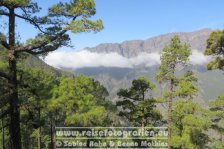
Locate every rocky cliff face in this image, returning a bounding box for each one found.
[85,29,212,57]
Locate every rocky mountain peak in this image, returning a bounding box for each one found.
[85,28,213,58]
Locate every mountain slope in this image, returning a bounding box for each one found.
[85,28,212,57]
[22,55,66,76]
[2,28,220,104]
[72,29,223,103]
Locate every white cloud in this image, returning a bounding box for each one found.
[189,50,211,65]
[44,50,210,69]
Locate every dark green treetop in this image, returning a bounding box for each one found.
[0,0,103,56]
[116,76,162,127]
[204,30,224,70]
[171,71,211,148]
[155,35,191,149]
[209,95,224,148]
[48,75,111,126]
[156,35,191,83]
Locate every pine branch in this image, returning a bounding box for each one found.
[0,39,9,49]
[14,14,79,55]
[0,1,25,8]
[0,12,9,49]
[14,13,47,34]
[0,33,9,49]
[0,123,9,131]
[0,93,9,106]
[0,109,9,119]
[0,11,9,16]
[15,29,67,54]
[0,2,5,7]
[0,70,10,80]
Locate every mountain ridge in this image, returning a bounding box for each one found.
[84,28,213,57]
[71,28,224,103]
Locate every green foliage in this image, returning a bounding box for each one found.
[1,0,103,55]
[172,100,211,149]
[176,71,198,99]
[116,76,162,127]
[207,57,224,70]
[49,0,96,17]
[1,1,224,148]
[68,106,105,126]
[204,30,224,70]
[0,46,8,73]
[48,0,104,34]
[170,71,211,148]
[210,95,224,111]
[0,46,9,149]
[69,18,103,33]
[0,0,104,148]
[156,35,191,82]
[19,68,56,101]
[156,36,194,148]
[209,95,224,148]
[48,75,111,126]
[117,76,156,101]
[1,0,30,8]
[18,68,54,128]
[155,35,192,126]
[18,69,56,148]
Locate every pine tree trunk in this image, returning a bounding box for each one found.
[8,8,22,149]
[1,113,5,149]
[221,134,224,148]
[38,127,41,149]
[50,114,56,149]
[24,127,29,149]
[38,107,41,149]
[167,79,174,149]
[142,91,145,128]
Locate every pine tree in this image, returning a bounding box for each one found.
[172,71,211,148]
[0,76,8,149]
[204,30,224,70]
[18,68,55,149]
[0,41,10,149]
[204,30,224,149]
[48,75,110,126]
[155,35,191,149]
[204,30,224,148]
[116,76,162,127]
[0,1,103,148]
[209,95,224,148]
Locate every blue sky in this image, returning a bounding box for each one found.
[10,0,224,50]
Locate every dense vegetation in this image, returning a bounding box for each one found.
[0,0,103,148]
[0,0,224,149]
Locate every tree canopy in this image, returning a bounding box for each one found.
[0,0,103,148]
[156,35,191,149]
[116,77,162,127]
[204,30,224,70]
